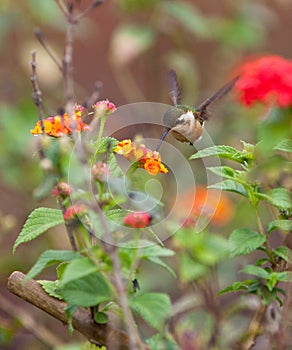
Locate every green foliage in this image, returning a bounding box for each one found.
[229,228,266,256]
[38,280,63,300]
[13,208,64,253]
[190,144,255,164]
[25,250,80,281]
[59,271,113,307]
[256,187,291,210]
[267,220,292,233]
[273,138,292,152]
[146,332,179,350]
[129,292,172,331]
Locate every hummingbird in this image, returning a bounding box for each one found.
[156,70,239,150]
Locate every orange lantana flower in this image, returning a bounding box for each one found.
[31,111,89,137]
[114,139,168,176]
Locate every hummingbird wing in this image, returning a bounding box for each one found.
[196,76,239,123]
[168,69,181,106]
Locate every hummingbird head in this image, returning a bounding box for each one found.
[163,107,185,129]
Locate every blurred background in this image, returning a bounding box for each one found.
[0,0,292,349]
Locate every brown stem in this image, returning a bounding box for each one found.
[59,200,78,251]
[30,50,44,131]
[7,271,130,349]
[240,304,267,350]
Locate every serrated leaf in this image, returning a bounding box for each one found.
[208,179,247,197]
[218,279,256,295]
[273,246,290,262]
[190,145,251,163]
[229,228,266,256]
[208,166,235,179]
[95,136,118,154]
[273,138,292,152]
[240,265,270,279]
[13,208,64,253]
[59,272,113,307]
[38,280,63,300]
[268,220,292,233]
[25,250,80,281]
[257,188,291,210]
[130,293,171,331]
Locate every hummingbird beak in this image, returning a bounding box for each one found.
[156,128,170,151]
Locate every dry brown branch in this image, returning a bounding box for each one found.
[7,271,130,350]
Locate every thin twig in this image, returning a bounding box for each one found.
[63,7,75,116]
[55,0,70,19]
[34,27,62,71]
[75,0,104,21]
[7,271,130,349]
[59,199,78,251]
[30,50,44,131]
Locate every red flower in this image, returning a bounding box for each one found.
[52,182,71,198]
[93,99,116,116]
[124,211,152,228]
[235,55,292,107]
[63,204,87,221]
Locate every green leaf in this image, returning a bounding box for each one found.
[273,138,292,152]
[38,280,63,300]
[25,250,80,281]
[257,188,291,210]
[240,265,270,279]
[208,179,247,197]
[268,220,292,233]
[273,246,290,262]
[13,208,64,253]
[208,166,235,179]
[95,137,118,154]
[94,311,108,324]
[130,293,171,331]
[179,253,208,282]
[146,332,179,350]
[229,228,266,256]
[145,228,164,246]
[190,145,251,163]
[59,272,113,307]
[218,279,256,295]
[140,245,175,258]
[65,305,78,334]
[61,257,99,285]
[108,153,124,177]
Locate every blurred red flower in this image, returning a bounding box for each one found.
[124,211,152,228]
[235,55,292,107]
